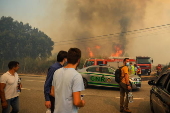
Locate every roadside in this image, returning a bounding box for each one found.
[19,73,46,77]
[141,72,157,81]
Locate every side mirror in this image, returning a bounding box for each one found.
[148,80,156,85]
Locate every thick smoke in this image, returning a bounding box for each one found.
[57,0,148,57]
[118,17,131,56]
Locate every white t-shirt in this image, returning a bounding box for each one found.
[52,68,85,113]
[0,71,19,99]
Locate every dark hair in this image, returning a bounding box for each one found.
[8,61,19,69]
[123,58,129,63]
[57,51,68,62]
[67,48,81,64]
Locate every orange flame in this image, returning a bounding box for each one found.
[95,45,100,49]
[87,47,94,57]
[111,45,123,57]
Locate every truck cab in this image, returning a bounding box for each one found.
[136,56,153,75]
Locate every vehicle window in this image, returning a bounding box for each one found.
[108,68,114,74]
[101,67,109,73]
[136,58,151,64]
[88,67,100,73]
[87,67,95,72]
[85,61,94,67]
[97,61,103,65]
[157,74,168,89]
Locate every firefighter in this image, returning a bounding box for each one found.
[156,64,162,76]
[137,66,142,77]
[134,64,137,75]
[129,62,135,75]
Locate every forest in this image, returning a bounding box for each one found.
[0,16,55,74]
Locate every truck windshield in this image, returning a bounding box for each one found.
[137,58,151,64]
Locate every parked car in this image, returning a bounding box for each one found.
[148,72,170,113]
[78,65,141,89]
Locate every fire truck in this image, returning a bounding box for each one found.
[83,56,153,75]
[136,56,153,75]
[83,57,136,68]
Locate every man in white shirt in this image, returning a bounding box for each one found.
[51,48,85,113]
[0,61,21,113]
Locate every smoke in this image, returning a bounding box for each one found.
[2,0,170,64]
[118,17,131,55]
[52,0,149,57]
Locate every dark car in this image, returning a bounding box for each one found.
[148,72,170,113]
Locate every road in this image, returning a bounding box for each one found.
[0,74,157,113]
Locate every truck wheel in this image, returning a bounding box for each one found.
[83,78,88,88]
[148,72,150,75]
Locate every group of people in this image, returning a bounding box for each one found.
[44,50,135,113]
[0,47,134,113]
[44,48,85,113]
[0,48,85,113]
[129,62,142,77]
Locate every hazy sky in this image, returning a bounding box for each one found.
[1,0,170,65]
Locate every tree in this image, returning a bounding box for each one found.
[0,16,54,73]
[0,16,54,60]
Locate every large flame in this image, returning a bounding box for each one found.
[111,45,123,57]
[87,47,94,57]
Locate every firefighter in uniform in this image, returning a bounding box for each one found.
[129,62,135,75]
[156,64,162,76]
[137,66,141,77]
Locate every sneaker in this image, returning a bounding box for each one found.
[124,108,132,113]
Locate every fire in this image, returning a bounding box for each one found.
[95,45,100,49]
[87,47,94,57]
[111,45,123,57]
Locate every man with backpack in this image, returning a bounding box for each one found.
[119,58,132,113]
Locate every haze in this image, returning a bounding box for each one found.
[0,0,170,65]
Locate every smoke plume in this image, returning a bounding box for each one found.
[55,0,148,57]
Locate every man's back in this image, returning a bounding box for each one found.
[52,68,84,113]
[121,66,129,84]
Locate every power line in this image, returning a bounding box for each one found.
[54,24,170,46]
